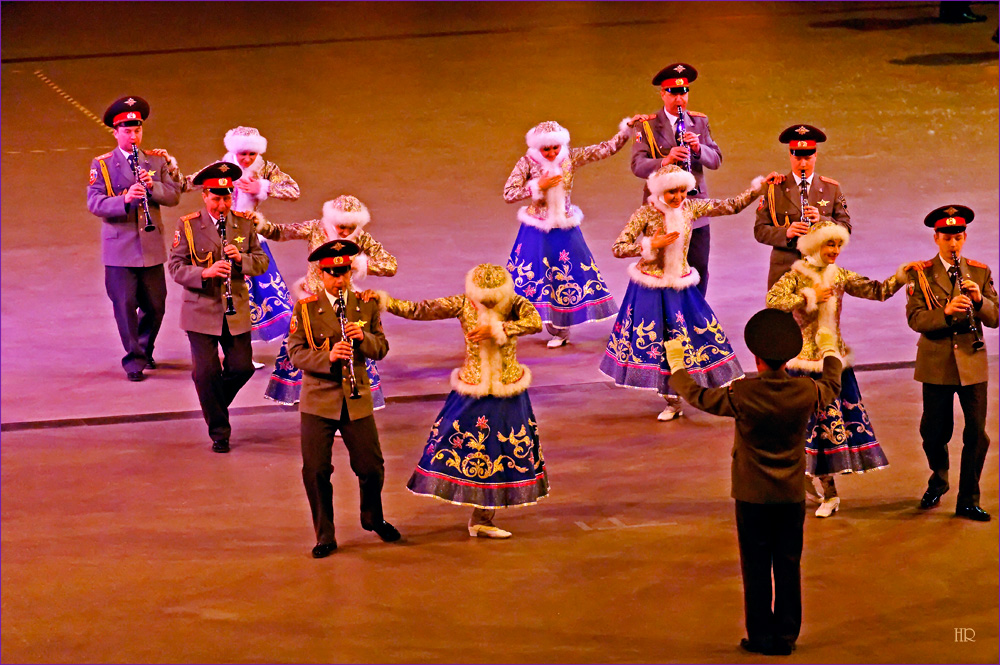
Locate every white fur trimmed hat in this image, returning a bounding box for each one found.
[796,221,850,259]
[465,263,514,308]
[647,164,696,199]
[525,121,570,151]
[322,194,370,229]
[223,126,267,154]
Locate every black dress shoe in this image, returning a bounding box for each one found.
[955,505,991,522]
[940,9,987,23]
[311,542,338,558]
[366,520,401,542]
[211,439,230,454]
[127,370,145,382]
[919,488,946,509]
[146,358,157,370]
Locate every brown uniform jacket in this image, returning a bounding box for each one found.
[167,209,269,336]
[287,290,388,421]
[753,173,851,288]
[905,255,998,386]
[670,356,842,504]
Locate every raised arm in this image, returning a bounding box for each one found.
[687,176,765,221]
[501,295,543,339]
[356,232,398,277]
[842,265,907,302]
[254,213,316,242]
[612,206,655,259]
[378,292,466,321]
[259,161,301,201]
[569,118,632,167]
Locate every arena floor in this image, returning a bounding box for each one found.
[2,2,998,663]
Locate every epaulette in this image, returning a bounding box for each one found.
[298,294,319,304]
[967,259,989,269]
[231,210,251,219]
[687,110,707,118]
[904,260,933,272]
[142,149,156,156]
[180,211,201,221]
[96,151,113,160]
[819,176,840,185]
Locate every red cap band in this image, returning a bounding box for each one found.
[113,111,143,125]
[661,78,688,89]
[201,177,232,189]
[790,140,816,149]
[318,256,353,268]
[935,216,967,230]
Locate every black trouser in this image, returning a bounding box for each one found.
[734,500,805,649]
[920,381,990,508]
[688,225,710,296]
[105,265,167,373]
[187,322,254,442]
[301,404,385,546]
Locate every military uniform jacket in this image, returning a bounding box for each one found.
[167,209,269,336]
[754,173,851,288]
[630,107,722,207]
[905,255,998,386]
[670,356,842,503]
[287,291,388,421]
[86,148,182,267]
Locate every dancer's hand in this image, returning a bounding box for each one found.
[814,284,833,303]
[357,289,379,302]
[649,231,680,249]
[466,324,493,343]
[538,174,563,191]
[664,339,686,373]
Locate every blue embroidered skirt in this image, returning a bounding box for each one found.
[246,239,294,342]
[599,281,744,396]
[790,366,889,476]
[506,225,617,328]
[264,336,385,410]
[407,391,548,508]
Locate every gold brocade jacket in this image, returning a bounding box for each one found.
[380,293,542,397]
[612,184,760,289]
[256,216,397,295]
[766,260,904,371]
[503,122,631,230]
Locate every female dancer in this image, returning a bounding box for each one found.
[766,221,906,517]
[600,164,773,420]
[256,195,396,407]
[365,264,546,538]
[503,115,645,348]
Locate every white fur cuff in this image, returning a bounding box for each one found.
[640,237,657,262]
[894,262,908,284]
[374,289,391,313]
[489,319,508,346]
[257,179,270,201]
[351,253,369,280]
[750,176,765,196]
[618,117,632,135]
[528,179,544,202]
[801,287,818,313]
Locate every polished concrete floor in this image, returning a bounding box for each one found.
[2,1,998,662]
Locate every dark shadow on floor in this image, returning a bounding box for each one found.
[810,16,940,31]
[889,50,999,65]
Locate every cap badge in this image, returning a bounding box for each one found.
[797,140,808,147]
[218,178,228,186]
[795,126,809,135]
[943,206,958,216]
[218,164,229,172]
[673,65,685,73]
[332,242,344,251]
[124,98,137,106]
[946,217,957,226]
[127,112,137,119]
[675,78,684,85]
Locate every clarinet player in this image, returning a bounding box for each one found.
[286,239,400,558]
[753,125,851,289]
[87,96,181,382]
[168,162,268,453]
[905,206,998,521]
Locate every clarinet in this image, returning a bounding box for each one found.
[218,213,236,316]
[949,251,985,351]
[799,169,810,226]
[129,143,156,232]
[333,289,362,399]
[675,105,699,196]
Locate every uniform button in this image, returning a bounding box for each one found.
[954,344,959,349]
